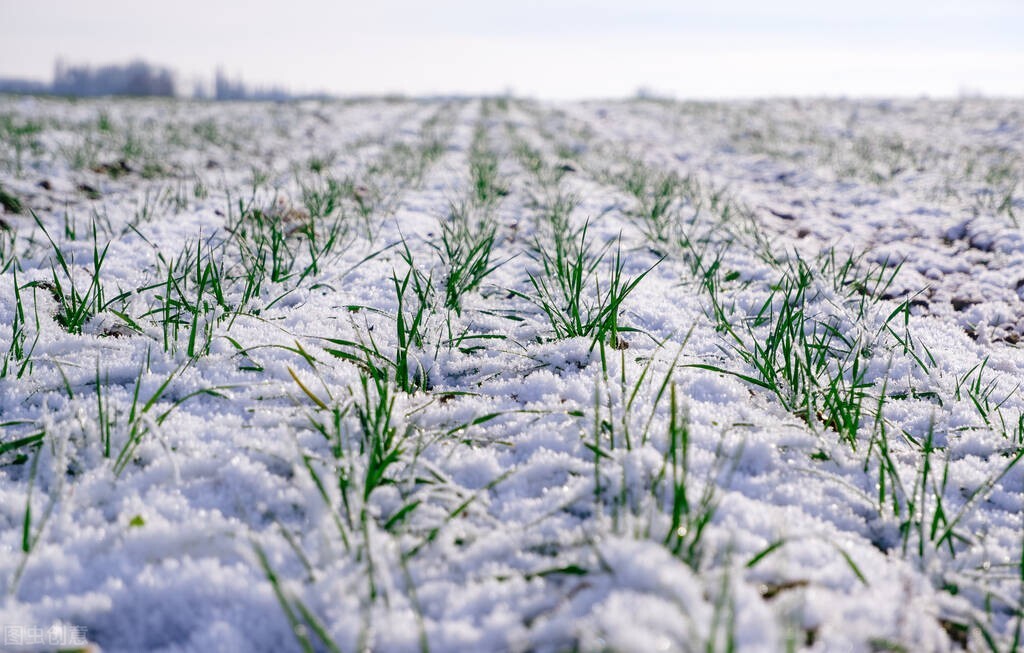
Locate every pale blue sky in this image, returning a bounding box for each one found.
[1,0,1022,98]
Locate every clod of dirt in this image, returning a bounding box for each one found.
[950,297,978,312]
[263,197,311,226]
[764,206,797,220]
[92,159,132,177]
[938,619,969,649]
[759,579,810,600]
[77,183,102,200]
[99,324,136,338]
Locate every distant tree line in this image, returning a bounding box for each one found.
[210,69,298,101]
[0,78,50,94]
[0,60,325,101]
[51,59,175,97]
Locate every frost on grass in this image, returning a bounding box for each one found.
[0,95,1023,652]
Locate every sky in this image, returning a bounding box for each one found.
[1,0,1022,99]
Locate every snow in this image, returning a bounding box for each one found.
[0,95,1022,651]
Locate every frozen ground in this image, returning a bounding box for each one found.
[0,96,1022,652]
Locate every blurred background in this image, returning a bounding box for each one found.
[1,0,1022,99]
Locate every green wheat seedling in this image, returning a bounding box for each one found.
[112,360,228,476]
[971,590,1024,653]
[588,333,690,456]
[677,229,731,287]
[225,190,349,313]
[300,175,343,220]
[165,177,199,212]
[88,206,117,241]
[893,418,955,560]
[29,213,133,335]
[433,204,502,315]
[305,367,419,606]
[515,221,658,348]
[254,543,343,653]
[692,255,871,446]
[469,124,508,208]
[148,254,189,352]
[0,420,44,466]
[585,335,680,508]
[339,107,452,241]
[470,152,505,206]
[298,213,348,279]
[919,430,1023,563]
[276,183,351,279]
[182,253,226,359]
[299,404,355,546]
[95,360,114,458]
[519,218,603,337]
[995,410,1024,447]
[352,369,414,518]
[2,265,42,379]
[418,106,451,167]
[622,163,685,247]
[865,406,1024,569]
[9,442,61,596]
[585,338,721,571]
[865,370,919,527]
[0,227,16,273]
[234,207,302,284]
[60,130,104,172]
[387,248,434,391]
[0,114,44,176]
[607,160,731,263]
[657,384,720,571]
[533,190,580,241]
[295,366,520,609]
[509,133,573,189]
[336,176,378,238]
[954,357,1017,427]
[298,364,419,519]
[123,186,182,233]
[142,238,229,357]
[129,187,163,228]
[325,244,436,393]
[374,142,421,187]
[819,249,905,323]
[974,183,1019,227]
[513,141,550,183]
[231,233,271,313]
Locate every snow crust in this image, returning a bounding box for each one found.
[0,96,1022,652]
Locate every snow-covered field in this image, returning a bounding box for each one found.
[0,95,1022,652]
